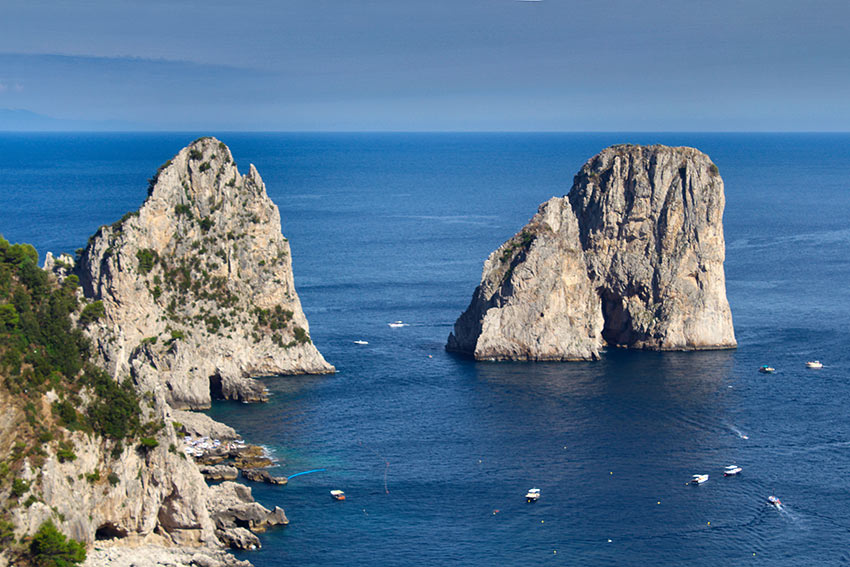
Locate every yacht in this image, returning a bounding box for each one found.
[690,474,709,485]
[525,488,540,502]
[723,465,742,476]
[806,360,823,369]
[330,490,346,501]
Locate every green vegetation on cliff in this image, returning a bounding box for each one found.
[0,235,143,563]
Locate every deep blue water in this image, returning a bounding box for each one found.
[2,133,850,566]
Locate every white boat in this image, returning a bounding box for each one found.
[767,495,781,507]
[330,490,346,501]
[758,365,775,374]
[353,340,369,345]
[388,321,407,328]
[690,474,709,485]
[724,465,742,476]
[806,360,823,369]
[525,488,540,502]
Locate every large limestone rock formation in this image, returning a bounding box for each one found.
[446,197,603,360]
[447,144,736,360]
[77,137,334,409]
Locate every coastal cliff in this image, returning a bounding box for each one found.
[0,138,329,565]
[77,137,334,409]
[447,144,736,360]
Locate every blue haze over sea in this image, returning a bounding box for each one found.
[1,133,850,565]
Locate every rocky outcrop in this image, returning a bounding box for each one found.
[447,144,736,360]
[240,469,287,485]
[446,198,603,361]
[76,137,334,409]
[208,483,288,550]
[173,409,239,441]
[82,545,253,567]
[200,465,239,482]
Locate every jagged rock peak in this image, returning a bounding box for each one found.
[77,137,334,409]
[447,143,736,361]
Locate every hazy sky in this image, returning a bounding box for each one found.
[2,0,849,131]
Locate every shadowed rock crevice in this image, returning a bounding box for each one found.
[447,144,736,361]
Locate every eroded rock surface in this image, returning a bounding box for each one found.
[447,144,736,360]
[77,137,334,409]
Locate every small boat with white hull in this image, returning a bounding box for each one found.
[690,474,709,485]
[758,365,775,374]
[806,360,823,369]
[767,495,781,507]
[724,465,742,476]
[330,490,346,501]
[388,321,407,328]
[525,488,540,502]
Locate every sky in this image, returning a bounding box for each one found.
[1,0,849,131]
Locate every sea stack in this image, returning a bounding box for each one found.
[78,137,334,408]
[447,144,736,360]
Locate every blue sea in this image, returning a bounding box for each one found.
[2,133,850,566]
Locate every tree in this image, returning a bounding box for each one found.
[29,521,86,567]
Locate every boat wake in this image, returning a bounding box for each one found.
[729,425,750,440]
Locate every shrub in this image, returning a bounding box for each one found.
[138,437,159,451]
[188,149,203,160]
[199,162,211,172]
[56,448,76,463]
[293,326,311,344]
[107,472,120,486]
[85,470,100,484]
[85,367,141,440]
[0,517,14,546]
[174,204,193,217]
[198,217,213,232]
[78,301,105,327]
[12,478,29,497]
[136,249,158,275]
[29,520,86,567]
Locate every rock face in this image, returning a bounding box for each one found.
[77,137,334,409]
[447,144,736,360]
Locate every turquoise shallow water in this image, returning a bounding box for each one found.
[2,133,850,565]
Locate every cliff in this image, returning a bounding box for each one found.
[77,137,334,409]
[447,144,736,360]
[0,137,328,565]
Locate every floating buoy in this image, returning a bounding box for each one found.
[553,550,557,554]
[607,539,612,543]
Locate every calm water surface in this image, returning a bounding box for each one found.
[1,133,849,565]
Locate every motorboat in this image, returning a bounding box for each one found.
[353,340,369,345]
[330,490,346,501]
[758,365,775,374]
[388,321,407,328]
[723,465,742,476]
[690,474,709,485]
[767,495,781,507]
[806,360,823,369]
[525,488,540,502]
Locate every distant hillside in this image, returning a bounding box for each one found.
[0,109,137,131]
